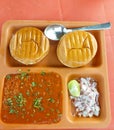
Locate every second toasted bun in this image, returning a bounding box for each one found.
[57,31,98,67]
[9,27,50,65]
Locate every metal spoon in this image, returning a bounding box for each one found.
[44,22,111,41]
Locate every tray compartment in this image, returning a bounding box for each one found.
[0,69,67,129]
[66,72,110,128]
[1,21,102,67]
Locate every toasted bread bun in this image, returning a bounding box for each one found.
[9,27,50,65]
[57,31,98,67]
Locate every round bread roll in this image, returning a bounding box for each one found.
[9,27,50,65]
[57,31,98,67]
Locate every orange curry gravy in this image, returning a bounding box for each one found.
[1,71,63,124]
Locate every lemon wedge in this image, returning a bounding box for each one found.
[68,80,80,97]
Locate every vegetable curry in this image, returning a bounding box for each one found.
[1,71,63,124]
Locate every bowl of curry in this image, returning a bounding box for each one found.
[1,71,63,124]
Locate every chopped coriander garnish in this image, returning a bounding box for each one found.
[33,97,42,107]
[19,72,28,80]
[21,72,28,77]
[6,75,11,80]
[6,98,18,114]
[38,106,44,112]
[48,98,55,103]
[9,108,16,114]
[6,98,13,106]
[31,81,37,87]
[33,97,44,111]
[41,71,46,76]
[15,93,26,107]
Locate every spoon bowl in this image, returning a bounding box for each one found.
[44,22,111,41]
[44,24,65,41]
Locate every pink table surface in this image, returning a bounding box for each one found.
[0,0,114,130]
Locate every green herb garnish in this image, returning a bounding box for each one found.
[48,98,55,103]
[21,72,28,77]
[31,81,37,87]
[38,106,44,111]
[14,93,26,107]
[41,71,46,76]
[6,98,19,114]
[33,97,42,107]
[6,75,11,80]
[6,98,13,106]
[9,108,17,114]
[33,97,44,111]
[19,72,28,80]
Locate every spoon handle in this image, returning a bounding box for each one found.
[68,22,111,32]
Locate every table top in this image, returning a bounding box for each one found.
[0,0,114,130]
